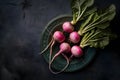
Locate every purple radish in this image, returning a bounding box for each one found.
[53,31,65,43]
[49,42,71,74]
[62,22,74,33]
[69,31,80,43]
[71,45,83,57]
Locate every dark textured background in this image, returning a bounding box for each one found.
[0,0,120,80]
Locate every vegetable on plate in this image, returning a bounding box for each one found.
[40,0,117,74]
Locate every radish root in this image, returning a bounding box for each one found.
[49,38,55,61]
[49,52,69,74]
[40,38,54,54]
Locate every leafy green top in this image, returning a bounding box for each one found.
[71,0,116,49]
[71,0,95,24]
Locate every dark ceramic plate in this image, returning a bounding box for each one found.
[40,15,96,72]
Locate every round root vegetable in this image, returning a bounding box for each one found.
[40,31,65,62]
[62,22,74,33]
[70,45,85,63]
[69,31,80,43]
[49,42,71,74]
[71,45,83,57]
[53,31,65,43]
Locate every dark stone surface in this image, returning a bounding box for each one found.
[0,0,120,80]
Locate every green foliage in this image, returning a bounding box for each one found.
[80,29,116,48]
[71,0,116,49]
[71,0,94,24]
[78,4,116,36]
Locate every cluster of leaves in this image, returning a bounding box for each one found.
[71,0,116,49]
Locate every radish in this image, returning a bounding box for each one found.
[69,31,80,43]
[62,22,74,33]
[53,31,65,43]
[40,31,65,62]
[49,42,71,74]
[71,45,83,57]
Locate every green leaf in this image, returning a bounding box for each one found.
[88,29,110,48]
[71,0,94,24]
[81,0,94,10]
[80,29,101,48]
[78,4,116,36]
[99,4,116,21]
[80,29,117,49]
[92,21,110,29]
[82,7,97,18]
[89,37,109,48]
[78,13,94,35]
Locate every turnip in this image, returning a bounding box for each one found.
[62,22,74,33]
[69,31,80,43]
[49,42,71,74]
[40,31,65,61]
[71,45,83,58]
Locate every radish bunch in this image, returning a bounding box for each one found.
[40,21,83,74]
[40,0,116,74]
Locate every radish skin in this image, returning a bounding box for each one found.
[62,22,74,33]
[53,31,65,43]
[71,46,83,57]
[69,31,80,43]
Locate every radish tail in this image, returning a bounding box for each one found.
[69,55,73,61]
[49,50,62,67]
[40,38,54,54]
[49,39,55,62]
[49,52,69,74]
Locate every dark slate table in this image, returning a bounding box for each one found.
[0,0,120,80]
